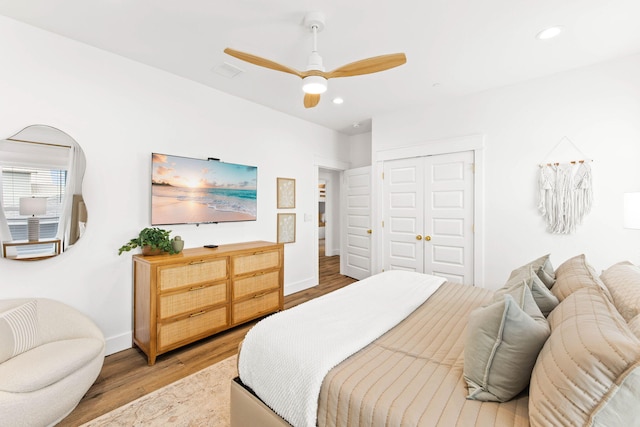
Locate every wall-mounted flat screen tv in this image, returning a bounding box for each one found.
[151,153,257,225]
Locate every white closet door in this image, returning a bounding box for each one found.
[341,166,372,280]
[382,151,474,284]
[424,151,474,284]
[383,157,424,272]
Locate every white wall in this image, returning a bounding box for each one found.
[0,16,350,355]
[348,132,372,168]
[373,53,640,288]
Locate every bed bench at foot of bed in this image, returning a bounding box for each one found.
[230,377,291,427]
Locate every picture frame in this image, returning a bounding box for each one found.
[277,213,296,243]
[277,177,295,209]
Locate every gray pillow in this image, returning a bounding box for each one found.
[499,268,559,317]
[0,300,40,363]
[492,279,546,323]
[464,294,550,402]
[508,254,555,288]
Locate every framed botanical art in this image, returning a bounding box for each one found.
[277,213,296,243]
[277,177,295,209]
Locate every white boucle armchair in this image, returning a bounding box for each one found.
[0,298,105,427]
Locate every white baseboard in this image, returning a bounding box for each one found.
[105,331,133,356]
[284,277,317,296]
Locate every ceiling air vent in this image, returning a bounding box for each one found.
[212,62,244,78]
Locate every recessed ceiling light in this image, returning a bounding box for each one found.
[536,26,563,40]
[332,97,344,105]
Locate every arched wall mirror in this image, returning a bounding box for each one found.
[0,125,87,261]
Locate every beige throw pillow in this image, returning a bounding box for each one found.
[0,300,40,363]
[629,314,640,340]
[529,287,640,427]
[551,254,612,302]
[464,293,550,402]
[600,261,640,322]
[508,254,555,288]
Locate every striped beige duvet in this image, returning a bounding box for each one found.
[317,282,530,427]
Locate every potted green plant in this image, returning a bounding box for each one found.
[118,227,178,255]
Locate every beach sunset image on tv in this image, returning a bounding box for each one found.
[151,153,257,225]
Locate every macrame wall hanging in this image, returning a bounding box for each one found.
[538,137,593,234]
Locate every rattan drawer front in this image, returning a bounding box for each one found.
[232,250,280,276]
[233,271,280,300]
[158,306,228,350]
[159,258,227,291]
[159,282,228,319]
[233,291,280,324]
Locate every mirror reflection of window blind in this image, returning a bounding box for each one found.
[1,167,67,240]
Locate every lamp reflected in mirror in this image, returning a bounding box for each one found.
[20,196,47,241]
[0,125,87,261]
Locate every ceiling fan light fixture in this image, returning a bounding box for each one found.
[224,10,405,109]
[302,75,327,94]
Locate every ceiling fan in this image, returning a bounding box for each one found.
[224,11,407,109]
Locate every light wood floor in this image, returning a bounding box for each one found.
[59,239,356,426]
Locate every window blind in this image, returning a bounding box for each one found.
[1,167,67,239]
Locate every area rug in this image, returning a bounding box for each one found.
[82,355,237,426]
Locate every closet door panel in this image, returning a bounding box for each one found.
[383,158,424,272]
[424,151,474,284]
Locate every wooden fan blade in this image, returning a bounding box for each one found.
[224,48,303,78]
[304,93,321,109]
[325,53,407,79]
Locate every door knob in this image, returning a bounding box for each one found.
[425,235,432,241]
[367,229,372,234]
[416,235,422,240]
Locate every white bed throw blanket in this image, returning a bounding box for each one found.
[238,270,446,427]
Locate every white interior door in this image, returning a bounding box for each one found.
[424,151,474,284]
[341,166,372,280]
[383,158,424,272]
[382,151,474,284]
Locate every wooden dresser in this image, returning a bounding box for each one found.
[133,241,284,365]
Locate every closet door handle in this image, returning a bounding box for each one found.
[367,229,372,234]
[416,235,422,241]
[425,235,432,241]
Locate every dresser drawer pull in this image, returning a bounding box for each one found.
[189,285,206,292]
[252,292,268,299]
[252,271,266,277]
[189,260,206,265]
[189,310,207,318]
